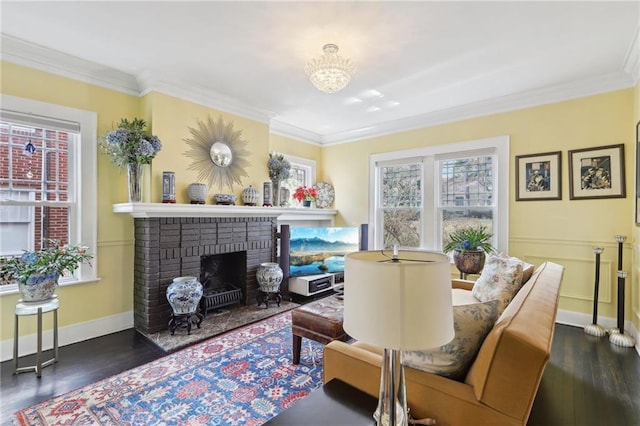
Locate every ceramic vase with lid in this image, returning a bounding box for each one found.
[242,185,260,206]
[256,262,283,293]
[166,276,203,314]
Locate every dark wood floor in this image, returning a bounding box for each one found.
[1,324,639,425]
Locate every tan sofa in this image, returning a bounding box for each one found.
[323,261,564,426]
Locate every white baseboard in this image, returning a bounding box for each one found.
[556,309,640,357]
[1,311,134,362]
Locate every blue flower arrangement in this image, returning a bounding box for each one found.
[267,152,291,182]
[101,118,162,168]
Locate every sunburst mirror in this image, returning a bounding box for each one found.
[183,116,251,191]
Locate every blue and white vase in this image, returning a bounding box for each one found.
[19,272,58,302]
[256,262,283,293]
[166,276,203,315]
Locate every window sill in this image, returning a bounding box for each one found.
[0,276,102,298]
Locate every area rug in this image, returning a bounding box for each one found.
[143,300,300,352]
[12,311,324,426]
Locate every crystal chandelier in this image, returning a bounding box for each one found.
[305,44,355,94]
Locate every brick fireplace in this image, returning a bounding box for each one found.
[133,216,277,334]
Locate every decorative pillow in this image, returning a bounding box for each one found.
[402,300,499,380]
[471,253,525,313]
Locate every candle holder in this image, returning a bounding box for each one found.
[609,270,636,347]
[584,247,606,337]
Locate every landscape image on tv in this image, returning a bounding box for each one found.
[289,226,360,277]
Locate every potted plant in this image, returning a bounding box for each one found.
[0,239,93,302]
[293,185,318,207]
[443,225,495,275]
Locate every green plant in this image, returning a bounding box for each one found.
[443,225,495,254]
[0,239,93,284]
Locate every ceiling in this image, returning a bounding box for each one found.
[1,1,638,145]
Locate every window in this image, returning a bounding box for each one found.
[282,154,316,190]
[0,95,98,292]
[369,136,509,253]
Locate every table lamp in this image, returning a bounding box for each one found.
[343,249,454,426]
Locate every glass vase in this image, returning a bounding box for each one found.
[271,179,280,207]
[127,163,142,203]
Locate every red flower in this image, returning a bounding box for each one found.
[293,186,318,202]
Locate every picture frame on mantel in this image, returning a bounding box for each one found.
[515,151,562,201]
[636,121,640,224]
[568,144,626,200]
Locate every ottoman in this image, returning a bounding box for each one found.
[291,296,348,364]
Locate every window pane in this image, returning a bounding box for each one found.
[440,156,493,207]
[381,163,422,207]
[442,208,494,248]
[383,208,421,248]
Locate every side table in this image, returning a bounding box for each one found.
[14,296,59,377]
[263,378,377,425]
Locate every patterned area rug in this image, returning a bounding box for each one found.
[12,312,324,426]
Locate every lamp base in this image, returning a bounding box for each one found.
[374,348,408,426]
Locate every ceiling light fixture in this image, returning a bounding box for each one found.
[305,43,355,94]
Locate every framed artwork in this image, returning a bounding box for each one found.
[636,121,640,224]
[568,144,626,200]
[515,151,562,201]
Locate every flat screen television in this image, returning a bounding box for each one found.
[288,226,361,277]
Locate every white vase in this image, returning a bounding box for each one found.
[188,183,208,204]
[242,185,260,205]
[256,263,283,293]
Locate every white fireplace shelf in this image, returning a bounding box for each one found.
[113,202,337,224]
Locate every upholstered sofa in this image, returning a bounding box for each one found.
[323,261,564,426]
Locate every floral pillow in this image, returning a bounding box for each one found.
[402,300,499,380]
[471,253,525,313]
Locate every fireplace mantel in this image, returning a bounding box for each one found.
[113,202,337,224]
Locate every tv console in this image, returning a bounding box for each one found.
[289,273,342,297]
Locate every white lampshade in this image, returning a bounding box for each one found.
[343,250,454,351]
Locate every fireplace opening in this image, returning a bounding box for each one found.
[199,251,246,316]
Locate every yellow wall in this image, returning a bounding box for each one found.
[633,81,640,332]
[324,89,636,321]
[0,62,316,341]
[1,59,638,341]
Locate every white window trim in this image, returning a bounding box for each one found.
[283,154,316,186]
[368,135,510,252]
[0,94,98,296]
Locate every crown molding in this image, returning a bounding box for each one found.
[269,119,323,145]
[320,71,636,146]
[137,71,276,125]
[623,25,639,84]
[0,34,141,95]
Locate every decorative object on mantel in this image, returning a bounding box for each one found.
[162,171,176,203]
[256,262,283,308]
[166,276,204,335]
[279,187,291,207]
[262,181,273,206]
[0,239,93,302]
[609,235,635,347]
[305,43,355,94]
[242,185,260,206]
[314,181,335,208]
[187,183,208,204]
[183,115,251,191]
[584,247,606,337]
[293,185,318,208]
[213,193,237,205]
[443,225,495,276]
[267,152,291,208]
[100,118,162,203]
